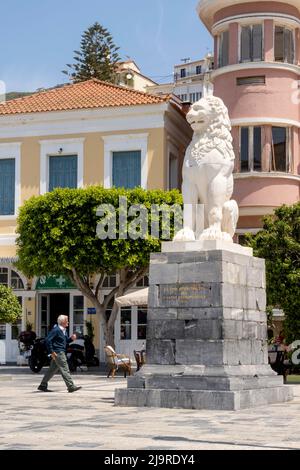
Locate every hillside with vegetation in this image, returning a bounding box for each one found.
[4,91,33,101]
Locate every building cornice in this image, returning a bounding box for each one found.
[197,0,300,31]
[231,117,300,128]
[0,103,168,139]
[212,61,300,79]
[212,13,300,34]
[234,172,300,182]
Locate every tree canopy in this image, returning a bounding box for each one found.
[0,285,22,323]
[63,22,121,83]
[247,202,300,343]
[16,186,182,346]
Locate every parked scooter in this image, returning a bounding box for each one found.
[28,338,50,373]
[67,334,99,372]
[19,330,47,372]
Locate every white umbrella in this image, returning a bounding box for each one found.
[115,287,149,307]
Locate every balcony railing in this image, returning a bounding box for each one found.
[174,71,204,82]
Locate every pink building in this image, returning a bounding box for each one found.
[198,0,300,235]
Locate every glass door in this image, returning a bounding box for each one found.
[70,293,85,335]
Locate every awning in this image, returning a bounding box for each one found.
[115,288,149,307]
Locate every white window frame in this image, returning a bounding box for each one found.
[39,138,85,195]
[102,134,148,189]
[0,265,27,290]
[0,143,21,220]
[239,126,263,172]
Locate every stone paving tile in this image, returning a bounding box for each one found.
[0,368,299,450]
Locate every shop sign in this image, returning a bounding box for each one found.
[36,275,76,290]
[87,308,96,315]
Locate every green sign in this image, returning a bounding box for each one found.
[36,275,76,290]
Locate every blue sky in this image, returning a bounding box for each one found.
[0,0,212,92]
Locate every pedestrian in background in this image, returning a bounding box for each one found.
[37,315,82,393]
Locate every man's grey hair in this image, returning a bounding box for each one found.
[57,315,68,325]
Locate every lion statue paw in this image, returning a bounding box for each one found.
[199,229,232,242]
[174,228,196,242]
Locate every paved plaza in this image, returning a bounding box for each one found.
[0,366,299,450]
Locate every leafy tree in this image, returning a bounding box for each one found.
[0,285,22,323]
[63,22,121,83]
[247,202,300,343]
[16,187,182,347]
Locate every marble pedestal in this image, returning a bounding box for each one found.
[115,243,293,410]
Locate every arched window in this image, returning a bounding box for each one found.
[0,267,24,290]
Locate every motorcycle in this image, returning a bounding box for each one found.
[28,338,50,373]
[67,334,99,372]
[19,330,48,372]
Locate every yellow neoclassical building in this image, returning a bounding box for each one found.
[0,79,192,362]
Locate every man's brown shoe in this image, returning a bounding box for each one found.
[68,386,82,393]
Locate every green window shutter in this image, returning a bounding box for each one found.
[49,155,78,191]
[112,151,141,188]
[0,159,15,215]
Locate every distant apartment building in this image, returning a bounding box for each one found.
[147,57,213,103]
[198,0,300,239]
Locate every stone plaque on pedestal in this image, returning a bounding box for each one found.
[115,244,293,410]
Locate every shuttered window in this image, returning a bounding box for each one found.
[241,26,252,62]
[241,25,263,62]
[0,159,15,215]
[112,151,141,189]
[218,31,229,67]
[275,26,294,63]
[237,76,265,86]
[285,28,294,64]
[252,25,263,61]
[48,155,78,191]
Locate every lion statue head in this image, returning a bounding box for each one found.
[186,95,234,163]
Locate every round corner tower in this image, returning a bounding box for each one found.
[198,0,300,235]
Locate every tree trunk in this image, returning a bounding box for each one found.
[107,301,120,350]
[106,326,115,350]
[97,305,108,349]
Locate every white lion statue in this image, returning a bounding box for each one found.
[174,95,239,242]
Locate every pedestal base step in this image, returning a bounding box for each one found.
[115,386,293,411]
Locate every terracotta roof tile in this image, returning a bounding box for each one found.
[0,79,168,115]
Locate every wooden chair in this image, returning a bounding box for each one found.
[104,345,132,378]
[134,349,146,372]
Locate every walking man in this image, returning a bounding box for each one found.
[38,314,82,393]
